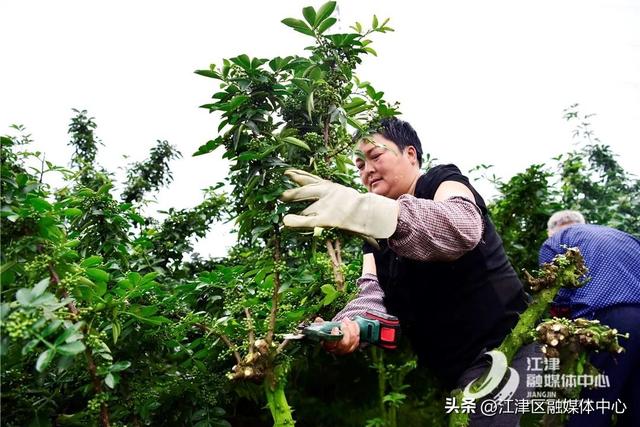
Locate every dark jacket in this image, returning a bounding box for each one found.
[365,164,528,387]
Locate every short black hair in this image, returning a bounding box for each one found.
[376,117,424,166]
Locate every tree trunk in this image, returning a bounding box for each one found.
[264,366,295,426]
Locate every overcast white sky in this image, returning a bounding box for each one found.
[2,1,639,257]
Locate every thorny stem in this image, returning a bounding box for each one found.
[266,224,282,346]
[276,339,290,354]
[326,144,352,159]
[244,307,255,355]
[323,118,330,148]
[264,365,295,426]
[48,264,79,315]
[194,323,242,365]
[449,248,588,427]
[49,262,110,427]
[325,239,345,291]
[371,347,387,419]
[39,153,45,184]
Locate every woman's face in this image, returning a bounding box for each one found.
[354,133,419,199]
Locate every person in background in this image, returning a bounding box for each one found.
[281,117,538,426]
[539,210,640,427]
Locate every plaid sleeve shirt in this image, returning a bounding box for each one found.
[333,195,483,321]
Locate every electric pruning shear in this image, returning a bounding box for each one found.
[283,310,401,349]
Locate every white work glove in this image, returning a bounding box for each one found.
[280,169,399,240]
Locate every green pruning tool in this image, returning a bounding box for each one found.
[284,310,401,349]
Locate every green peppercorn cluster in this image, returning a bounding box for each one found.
[87,392,109,414]
[302,132,323,150]
[312,81,342,115]
[23,253,52,279]
[86,331,108,351]
[3,309,37,340]
[273,260,287,273]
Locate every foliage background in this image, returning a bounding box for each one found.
[2,3,639,427]
[2,0,639,260]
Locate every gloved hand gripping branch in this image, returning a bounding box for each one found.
[280,169,399,242]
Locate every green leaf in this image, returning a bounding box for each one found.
[140,272,158,285]
[97,183,113,194]
[281,18,315,37]
[111,321,121,344]
[238,151,260,162]
[320,284,337,295]
[1,303,11,321]
[322,292,339,306]
[36,349,54,372]
[250,57,268,69]
[62,208,83,217]
[230,54,251,71]
[54,324,83,345]
[128,272,141,285]
[32,278,49,297]
[321,284,339,306]
[315,1,337,26]
[105,372,115,389]
[95,280,107,297]
[16,173,28,187]
[372,14,379,29]
[65,239,80,248]
[86,268,109,283]
[126,312,170,326]
[0,206,14,218]
[57,341,86,356]
[302,6,316,27]
[283,137,311,151]
[347,116,365,131]
[32,292,57,306]
[21,338,39,355]
[193,137,224,157]
[317,17,337,34]
[364,47,378,57]
[16,288,34,306]
[223,95,250,112]
[251,225,272,242]
[194,68,221,79]
[41,320,63,338]
[1,261,17,274]
[344,97,367,112]
[27,197,52,212]
[77,276,95,287]
[116,279,132,290]
[81,255,103,268]
[109,361,131,372]
[128,212,145,224]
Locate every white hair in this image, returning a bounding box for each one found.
[547,210,586,235]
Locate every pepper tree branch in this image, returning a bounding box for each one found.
[194,322,242,365]
[325,239,345,291]
[244,307,255,355]
[49,263,111,427]
[266,224,282,346]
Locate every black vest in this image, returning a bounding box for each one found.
[365,164,528,388]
